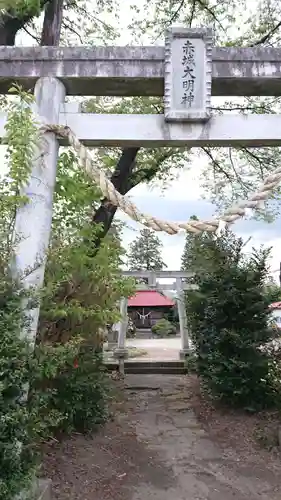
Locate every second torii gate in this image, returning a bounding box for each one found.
[113,270,197,364]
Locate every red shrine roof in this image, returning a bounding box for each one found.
[128,290,175,307]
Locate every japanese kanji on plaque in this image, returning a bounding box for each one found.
[181,40,196,107]
[164,27,212,122]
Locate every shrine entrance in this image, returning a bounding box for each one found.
[132,309,153,330]
[126,271,190,332]
[106,270,195,371]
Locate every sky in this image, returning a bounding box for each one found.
[119,169,281,280]
[11,1,281,282]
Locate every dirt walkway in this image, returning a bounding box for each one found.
[126,338,180,360]
[42,375,281,499]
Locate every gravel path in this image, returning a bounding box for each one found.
[126,337,181,360]
[42,375,281,500]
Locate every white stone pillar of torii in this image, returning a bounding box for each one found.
[10,77,65,500]
[113,297,129,373]
[12,77,66,345]
[176,278,192,359]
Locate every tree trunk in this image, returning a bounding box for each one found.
[0,15,26,45]
[41,0,64,45]
[92,147,139,242]
[0,1,50,45]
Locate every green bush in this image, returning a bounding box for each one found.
[0,263,86,499]
[184,352,198,374]
[0,88,42,499]
[0,87,135,498]
[127,317,136,338]
[35,151,134,434]
[184,230,281,411]
[49,349,109,433]
[151,318,176,337]
[0,270,40,500]
[0,272,105,499]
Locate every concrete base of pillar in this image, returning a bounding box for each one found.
[113,348,129,360]
[107,328,118,343]
[37,480,52,500]
[108,342,118,350]
[179,349,191,360]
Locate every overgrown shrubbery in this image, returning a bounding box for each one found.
[0,87,40,500]
[0,270,77,499]
[36,148,133,433]
[0,87,133,498]
[0,269,37,500]
[47,348,109,433]
[183,229,281,411]
[151,318,176,337]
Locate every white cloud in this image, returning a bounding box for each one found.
[129,157,204,202]
[119,174,281,279]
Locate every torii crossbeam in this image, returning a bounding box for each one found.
[0,28,281,148]
[0,45,281,97]
[1,112,281,147]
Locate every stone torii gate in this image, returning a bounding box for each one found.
[5,28,281,500]
[2,27,281,353]
[112,270,196,363]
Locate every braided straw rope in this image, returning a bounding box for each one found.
[45,124,281,235]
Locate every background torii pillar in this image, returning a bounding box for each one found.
[113,297,129,372]
[176,278,191,359]
[148,272,157,287]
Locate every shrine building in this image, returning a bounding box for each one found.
[128,290,175,329]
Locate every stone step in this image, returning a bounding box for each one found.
[135,332,153,339]
[104,360,187,374]
[135,329,153,339]
[105,359,184,368]
[124,366,187,374]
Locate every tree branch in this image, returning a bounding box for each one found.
[250,20,281,46]
[91,148,139,246]
[22,24,41,43]
[196,0,225,32]
[211,105,267,113]
[62,17,83,43]
[90,147,178,249]
[201,147,232,182]
[241,148,266,180]
[168,0,185,25]
[228,147,250,193]
[189,0,196,27]
[152,0,187,42]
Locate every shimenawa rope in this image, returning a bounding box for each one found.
[44,124,281,236]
